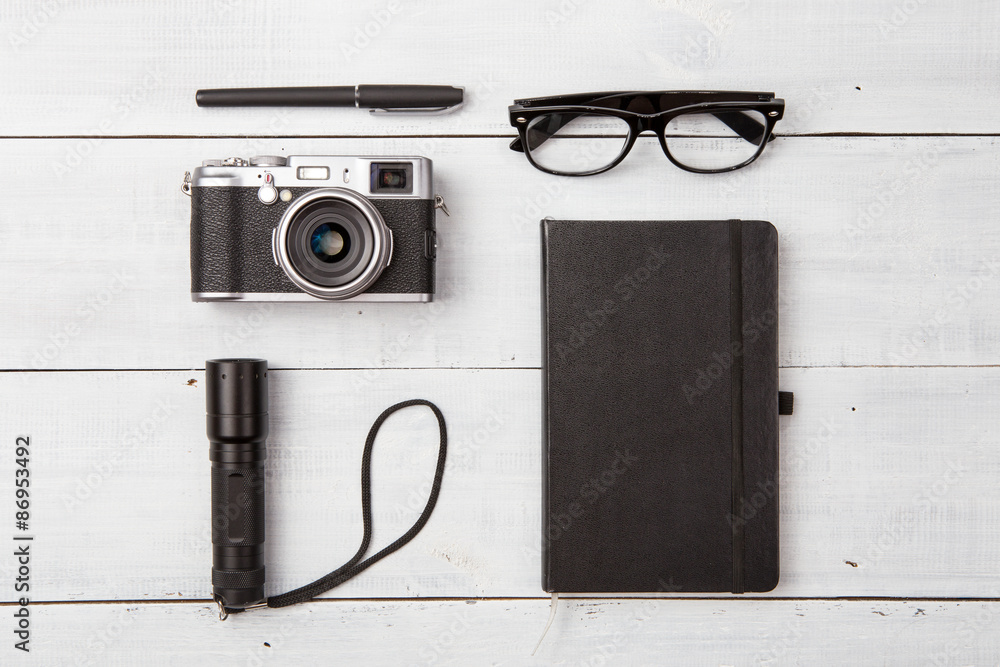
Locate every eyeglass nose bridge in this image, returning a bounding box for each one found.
[632,114,668,137]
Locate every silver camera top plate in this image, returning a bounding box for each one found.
[191,155,434,200]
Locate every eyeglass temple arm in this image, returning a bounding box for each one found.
[510,110,773,152]
[712,111,775,144]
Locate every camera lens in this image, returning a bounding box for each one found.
[310,222,350,263]
[290,200,371,285]
[274,189,393,300]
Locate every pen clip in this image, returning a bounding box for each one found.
[368,102,464,116]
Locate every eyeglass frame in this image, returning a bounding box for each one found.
[507,90,785,176]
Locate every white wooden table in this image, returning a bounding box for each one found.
[2,1,999,664]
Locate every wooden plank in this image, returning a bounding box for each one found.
[3,136,999,370]
[1,1,999,136]
[15,599,1000,665]
[1,366,998,601]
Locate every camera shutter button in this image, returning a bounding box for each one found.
[258,172,278,205]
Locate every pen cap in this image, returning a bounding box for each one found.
[357,85,463,109]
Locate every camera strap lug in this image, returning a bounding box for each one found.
[433,194,450,217]
[181,171,192,196]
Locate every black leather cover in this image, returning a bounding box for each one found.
[190,187,435,295]
[541,219,779,593]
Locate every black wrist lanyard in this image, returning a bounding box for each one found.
[219,399,447,619]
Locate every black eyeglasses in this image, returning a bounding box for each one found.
[508,91,784,176]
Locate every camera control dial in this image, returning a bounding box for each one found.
[250,156,288,167]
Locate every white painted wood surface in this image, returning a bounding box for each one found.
[1,1,998,135]
[1,366,998,603]
[1,0,998,664]
[22,600,1000,666]
[3,136,1000,370]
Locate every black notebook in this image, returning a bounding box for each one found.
[541,219,781,593]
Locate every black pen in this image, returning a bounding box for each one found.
[195,84,464,114]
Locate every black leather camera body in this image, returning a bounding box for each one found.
[187,156,438,302]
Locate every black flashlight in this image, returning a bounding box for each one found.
[206,358,268,610]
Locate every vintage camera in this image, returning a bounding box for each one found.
[186,156,441,301]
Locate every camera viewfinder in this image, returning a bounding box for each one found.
[370,162,413,194]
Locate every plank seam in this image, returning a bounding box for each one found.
[0,132,998,140]
[1,364,999,373]
[5,596,1000,606]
